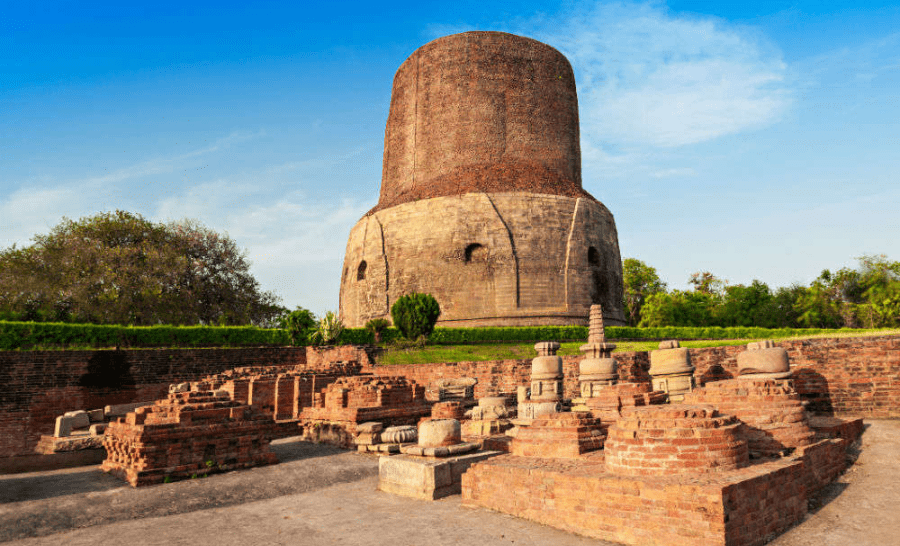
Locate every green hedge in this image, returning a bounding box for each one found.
[0,321,290,350]
[0,321,879,351]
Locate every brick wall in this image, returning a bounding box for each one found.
[0,347,306,459]
[2,334,897,459]
[370,335,900,418]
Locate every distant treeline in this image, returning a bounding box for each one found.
[624,254,900,329]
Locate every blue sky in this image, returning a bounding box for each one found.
[3,1,899,316]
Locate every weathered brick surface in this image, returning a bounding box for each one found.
[299,376,432,447]
[684,379,816,457]
[3,335,897,458]
[604,405,749,476]
[101,391,277,486]
[373,335,900,418]
[510,411,604,459]
[462,443,845,546]
[0,347,306,458]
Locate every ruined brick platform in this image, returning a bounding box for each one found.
[604,405,749,476]
[463,436,851,546]
[299,376,431,446]
[684,378,816,457]
[101,391,277,486]
[509,411,604,459]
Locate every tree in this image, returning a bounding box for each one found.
[688,271,726,295]
[278,307,317,345]
[639,290,717,327]
[0,210,283,326]
[621,258,667,326]
[391,293,441,340]
[717,280,777,328]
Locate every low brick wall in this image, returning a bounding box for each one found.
[0,347,307,459]
[462,452,810,546]
[372,335,900,418]
[2,334,897,460]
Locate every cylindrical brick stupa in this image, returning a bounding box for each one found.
[339,31,626,328]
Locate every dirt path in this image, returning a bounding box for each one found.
[2,422,898,546]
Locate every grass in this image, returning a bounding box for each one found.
[374,328,900,366]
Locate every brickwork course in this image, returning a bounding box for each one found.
[2,335,898,461]
[339,31,626,328]
[101,391,278,486]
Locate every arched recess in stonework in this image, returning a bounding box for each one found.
[465,243,486,263]
[588,246,601,267]
[357,261,368,281]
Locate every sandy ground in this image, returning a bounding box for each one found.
[1,421,898,546]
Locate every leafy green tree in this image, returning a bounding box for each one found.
[278,307,317,345]
[717,280,777,327]
[639,290,717,327]
[391,293,441,340]
[364,318,391,343]
[621,258,667,326]
[688,271,726,295]
[770,285,807,328]
[0,211,282,326]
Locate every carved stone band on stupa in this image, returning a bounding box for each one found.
[578,304,617,398]
[517,341,564,421]
[648,340,696,403]
[736,340,793,380]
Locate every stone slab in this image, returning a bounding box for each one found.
[378,450,501,500]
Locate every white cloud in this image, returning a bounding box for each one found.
[522,2,792,149]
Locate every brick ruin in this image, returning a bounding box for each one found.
[458,334,863,546]
[7,316,866,545]
[101,391,277,486]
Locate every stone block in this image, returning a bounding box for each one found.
[89,423,107,436]
[54,416,74,438]
[87,409,105,423]
[63,410,90,429]
[357,421,384,434]
[104,401,153,418]
[378,450,501,500]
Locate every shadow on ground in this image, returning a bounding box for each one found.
[0,439,377,542]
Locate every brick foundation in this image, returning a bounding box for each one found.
[463,435,849,546]
[101,391,277,486]
[684,379,816,457]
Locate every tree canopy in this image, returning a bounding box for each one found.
[0,211,284,326]
[626,255,900,329]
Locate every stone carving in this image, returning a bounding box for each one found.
[339,31,626,329]
[433,377,477,401]
[463,396,513,437]
[648,340,695,402]
[417,419,462,448]
[736,340,792,379]
[578,304,617,398]
[516,342,564,422]
[381,425,417,444]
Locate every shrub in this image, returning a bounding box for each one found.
[309,311,344,346]
[278,307,317,346]
[391,293,441,340]
[364,318,391,342]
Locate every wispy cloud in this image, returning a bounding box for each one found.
[86,130,265,185]
[521,2,792,150]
